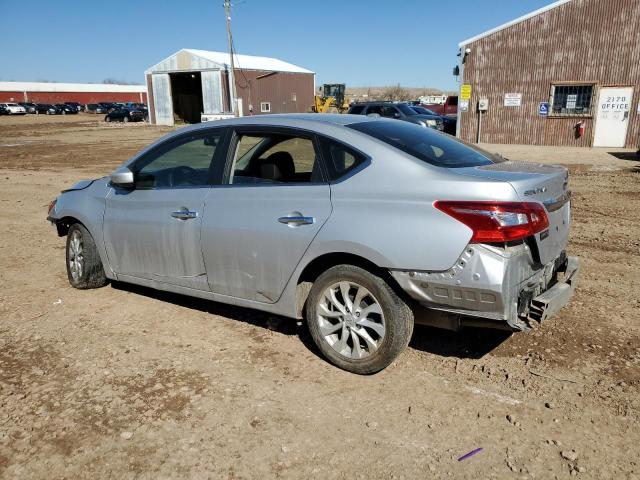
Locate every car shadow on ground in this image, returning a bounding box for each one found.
[409,324,512,359]
[608,151,640,161]
[111,281,511,362]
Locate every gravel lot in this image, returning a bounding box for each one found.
[0,115,639,479]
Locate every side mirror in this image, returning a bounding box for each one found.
[110,167,134,188]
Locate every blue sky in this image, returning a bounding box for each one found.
[1,0,553,90]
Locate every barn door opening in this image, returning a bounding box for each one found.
[169,72,204,124]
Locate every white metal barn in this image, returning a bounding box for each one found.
[145,49,315,126]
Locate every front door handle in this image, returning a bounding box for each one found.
[171,207,198,220]
[278,214,315,226]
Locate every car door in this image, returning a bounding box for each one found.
[201,127,332,303]
[103,128,227,290]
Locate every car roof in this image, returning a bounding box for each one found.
[350,102,402,106]
[128,113,402,163]
[178,114,376,135]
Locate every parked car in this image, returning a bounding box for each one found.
[98,102,118,113]
[125,102,147,111]
[0,103,27,115]
[86,104,108,114]
[54,103,78,115]
[64,102,85,112]
[47,114,578,374]
[35,103,62,115]
[19,102,37,114]
[422,95,458,116]
[348,102,444,131]
[411,105,456,135]
[105,107,146,123]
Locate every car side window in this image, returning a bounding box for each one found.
[134,131,222,189]
[228,132,323,185]
[319,137,367,181]
[366,105,383,116]
[349,105,365,115]
[380,106,400,118]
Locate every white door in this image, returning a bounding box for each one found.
[151,73,174,126]
[593,86,633,147]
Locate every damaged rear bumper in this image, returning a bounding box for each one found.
[390,244,579,332]
[528,256,579,322]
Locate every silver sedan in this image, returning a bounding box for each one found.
[47,114,579,374]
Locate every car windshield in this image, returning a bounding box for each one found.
[348,120,505,168]
[411,106,437,115]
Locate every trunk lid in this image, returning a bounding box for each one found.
[453,161,571,265]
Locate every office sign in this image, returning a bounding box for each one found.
[504,93,522,107]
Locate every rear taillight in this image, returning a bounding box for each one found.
[434,201,549,243]
[48,198,57,215]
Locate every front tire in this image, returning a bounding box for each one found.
[105,115,111,122]
[306,265,414,374]
[65,224,107,289]
[123,116,129,123]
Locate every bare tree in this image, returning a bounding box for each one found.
[102,78,141,85]
[382,83,410,101]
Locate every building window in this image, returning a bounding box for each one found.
[260,102,271,113]
[550,84,594,116]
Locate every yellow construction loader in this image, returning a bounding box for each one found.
[312,83,350,113]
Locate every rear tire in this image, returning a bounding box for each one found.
[306,265,414,374]
[65,223,108,289]
[105,115,111,122]
[123,116,129,123]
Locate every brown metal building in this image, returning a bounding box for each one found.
[145,49,314,126]
[457,0,640,148]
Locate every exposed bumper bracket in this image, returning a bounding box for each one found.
[528,256,579,323]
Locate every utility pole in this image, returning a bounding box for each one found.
[224,0,239,117]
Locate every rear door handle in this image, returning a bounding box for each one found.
[278,215,315,226]
[171,207,198,220]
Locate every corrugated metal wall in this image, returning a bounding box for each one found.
[459,0,640,147]
[151,74,174,126]
[232,70,315,114]
[201,70,223,114]
[145,74,155,124]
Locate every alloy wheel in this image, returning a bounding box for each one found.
[68,230,84,281]
[317,281,385,359]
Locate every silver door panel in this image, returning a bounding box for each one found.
[202,184,332,302]
[103,188,210,290]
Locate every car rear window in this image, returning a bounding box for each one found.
[348,120,504,168]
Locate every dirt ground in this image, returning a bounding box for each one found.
[0,115,638,479]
